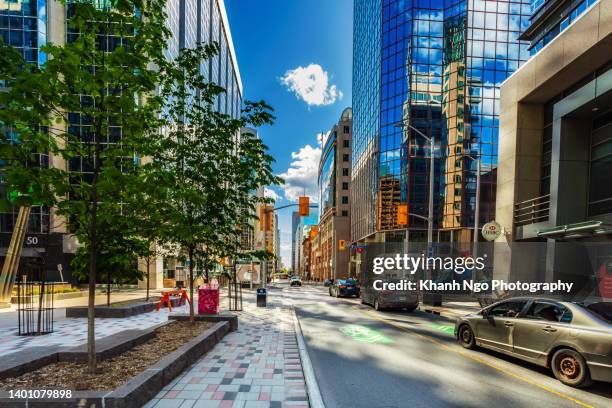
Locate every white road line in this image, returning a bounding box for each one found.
[292,307,325,408]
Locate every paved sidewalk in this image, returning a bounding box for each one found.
[0,302,190,355]
[147,300,309,408]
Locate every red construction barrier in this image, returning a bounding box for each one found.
[156,291,173,312]
[178,289,190,306]
[198,287,219,315]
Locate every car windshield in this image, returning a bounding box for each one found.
[338,279,357,285]
[582,302,612,323]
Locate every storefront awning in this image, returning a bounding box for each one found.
[537,221,612,239]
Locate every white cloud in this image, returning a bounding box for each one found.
[278,144,321,202]
[264,187,280,202]
[280,64,343,106]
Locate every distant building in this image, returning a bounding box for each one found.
[295,208,318,276]
[312,108,353,281]
[301,225,318,281]
[291,211,300,273]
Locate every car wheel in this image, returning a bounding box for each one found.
[374,299,382,311]
[458,324,476,349]
[405,306,417,312]
[551,349,592,388]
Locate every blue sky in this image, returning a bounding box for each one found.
[226,0,353,267]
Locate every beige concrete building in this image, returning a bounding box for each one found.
[495,0,612,298]
[313,108,352,281]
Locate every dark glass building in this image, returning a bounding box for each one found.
[352,0,531,246]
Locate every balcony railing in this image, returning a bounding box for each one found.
[514,194,550,226]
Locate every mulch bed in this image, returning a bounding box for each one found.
[0,321,212,391]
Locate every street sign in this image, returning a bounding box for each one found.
[481,221,502,241]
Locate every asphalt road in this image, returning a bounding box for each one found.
[276,282,612,408]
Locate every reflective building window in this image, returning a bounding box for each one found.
[353,0,531,243]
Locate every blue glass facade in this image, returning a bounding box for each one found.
[319,136,336,219]
[0,0,48,235]
[352,0,531,243]
[351,0,381,242]
[0,0,46,64]
[524,0,600,56]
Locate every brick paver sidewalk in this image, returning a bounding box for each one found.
[147,300,310,408]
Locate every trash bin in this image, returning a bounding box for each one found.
[256,288,267,307]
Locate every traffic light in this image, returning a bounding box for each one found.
[397,204,408,225]
[339,239,346,250]
[299,196,310,216]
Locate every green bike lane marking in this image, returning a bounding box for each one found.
[428,323,455,335]
[339,324,394,344]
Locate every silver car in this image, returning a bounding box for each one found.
[455,297,612,387]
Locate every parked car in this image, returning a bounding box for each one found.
[289,276,302,287]
[455,298,612,388]
[360,278,419,311]
[329,279,360,297]
[323,278,334,287]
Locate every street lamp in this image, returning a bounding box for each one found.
[394,121,435,256]
[395,122,436,305]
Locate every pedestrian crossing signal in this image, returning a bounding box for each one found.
[299,196,310,216]
[339,240,346,250]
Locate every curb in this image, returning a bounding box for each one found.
[292,307,325,408]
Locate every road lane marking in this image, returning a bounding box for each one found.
[358,308,595,408]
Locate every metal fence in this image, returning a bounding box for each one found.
[16,277,56,336]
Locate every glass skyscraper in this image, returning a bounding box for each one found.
[352,0,531,245]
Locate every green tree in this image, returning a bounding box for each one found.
[154,44,281,322]
[0,0,170,373]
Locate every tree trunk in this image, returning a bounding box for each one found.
[146,256,150,302]
[87,187,98,374]
[188,246,194,323]
[106,270,111,307]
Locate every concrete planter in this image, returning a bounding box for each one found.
[0,320,235,408]
[65,297,183,318]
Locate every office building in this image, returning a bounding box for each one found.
[351,0,531,258]
[495,0,612,298]
[0,0,243,293]
[312,108,353,281]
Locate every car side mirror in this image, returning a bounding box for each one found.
[481,309,488,318]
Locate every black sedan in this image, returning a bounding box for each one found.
[329,279,360,298]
